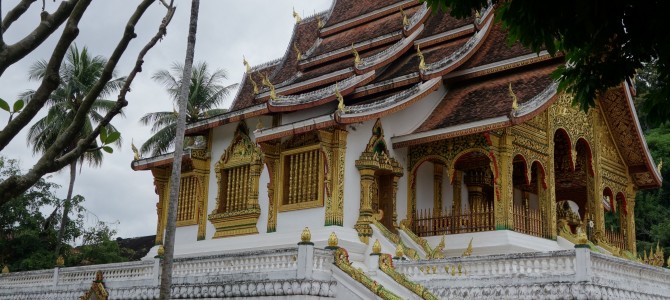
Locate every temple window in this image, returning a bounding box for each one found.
[279,144,324,211]
[176,175,202,225]
[208,122,263,238]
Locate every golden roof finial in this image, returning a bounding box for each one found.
[56,255,65,267]
[372,239,382,254]
[400,8,410,27]
[416,45,426,71]
[292,7,302,23]
[301,227,311,243]
[293,42,302,62]
[262,73,277,100]
[509,83,519,111]
[131,139,140,161]
[316,15,325,29]
[352,43,361,66]
[328,232,339,248]
[2,265,8,274]
[248,73,259,95]
[475,9,481,20]
[395,244,405,258]
[243,55,251,74]
[658,158,663,173]
[157,245,165,256]
[335,82,346,113]
[462,237,473,257]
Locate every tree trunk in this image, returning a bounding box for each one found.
[54,160,77,257]
[159,0,199,299]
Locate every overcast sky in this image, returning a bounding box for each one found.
[0,0,332,239]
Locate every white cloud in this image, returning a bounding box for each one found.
[0,0,332,239]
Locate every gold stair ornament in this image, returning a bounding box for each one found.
[157,245,165,257]
[327,232,339,249]
[56,255,65,267]
[462,238,473,257]
[372,239,382,255]
[2,265,8,274]
[395,244,404,258]
[301,227,312,243]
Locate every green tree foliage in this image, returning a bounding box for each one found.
[0,157,126,272]
[24,44,124,256]
[139,61,237,157]
[424,0,670,125]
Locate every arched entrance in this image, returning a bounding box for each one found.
[603,190,627,250]
[512,155,546,237]
[554,130,593,235]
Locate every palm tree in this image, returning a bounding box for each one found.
[24,44,125,256]
[139,61,236,157]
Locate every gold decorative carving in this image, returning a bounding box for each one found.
[292,7,302,23]
[209,122,262,238]
[293,42,302,61]
[372,239,382,254]
[328,232,338,248]
[261,73,277,100]
[352,44,361,67]
[56,255,64,267]
[79,271,108,300]
[416,45,426,71]
[400,222,433,256]
[334,248,403,300]
[378,254,440,300]
[301,227,311,243]
[373,220,420,260]
[509,83,519,112]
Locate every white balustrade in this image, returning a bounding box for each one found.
[172,248,300,276]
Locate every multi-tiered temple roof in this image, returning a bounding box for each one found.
[137,0,661,189]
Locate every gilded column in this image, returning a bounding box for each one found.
[497,128,514,230]
[590,115,605,240]
[433,164,444,215]
[151,168,169,245]
[536,167,550,238]
[259,143,280,233]
[355,168,376,243]
[452,170,462,211]
[392,175,400,227]
[326,129,347,226]
[626,185,637,254]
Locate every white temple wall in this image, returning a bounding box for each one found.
[257,166,270,233]
[205,121,237,240]
[175,225,198,244]
[415,161,434,213]
[342,121,369,228]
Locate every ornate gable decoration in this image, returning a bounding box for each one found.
[366,119,391,157]
[216,122,262,169]
[356,119,402,175]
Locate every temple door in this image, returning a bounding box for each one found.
[378,174,395,233]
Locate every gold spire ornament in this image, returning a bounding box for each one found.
[292,7,302,23]
[157,245,165,257]
[131,139,140,161]
[293,42,302,61]
[262,73,277,100]
[658,158,663,173]
[243,55,251,74]
[372,239,382,254]
[509,83,519,111]
[2,265,8,273]
[335,82,346,112]
[462,238,473,257]
[400,8,409,27]
[416,45,426,71]
[327,232,339,249]
[301,227,312,243]
[352,44,361,66]
[475,9,481,20]
[56,255,65,267]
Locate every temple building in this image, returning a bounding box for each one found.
[132,0,661,257]
[2,1,668,299]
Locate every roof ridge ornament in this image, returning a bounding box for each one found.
[509,83,519,112]
[658,158,663,173]
[293,7,302,24]
[243,55,251,74]
[131,139,141,160]
[336,82,347,113]
[316,14,325,29]
[352,43,361,67]
[262,73,277,100]
[416,45,426,71]
[293,42,302,62]
[400,8,409,28]
[248,73,259,95]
